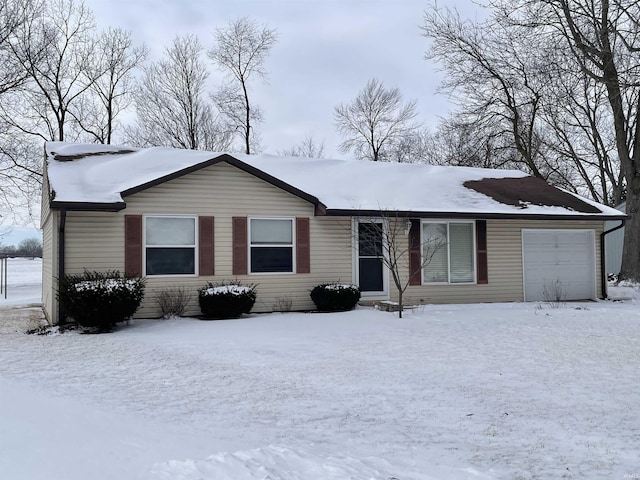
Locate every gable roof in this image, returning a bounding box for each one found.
[44,141,625,220]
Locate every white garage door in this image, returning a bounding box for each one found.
[522,229,596,302]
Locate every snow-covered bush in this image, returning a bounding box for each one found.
[57,270,145,332]
[310,283,361,312]
[198,281,257,319]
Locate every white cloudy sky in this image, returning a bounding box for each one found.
[4,0,486,244]
[86,0,484,158]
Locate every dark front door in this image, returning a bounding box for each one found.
[358,222,384,292]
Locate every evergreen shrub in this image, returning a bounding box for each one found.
[310,283,361,312]
[57,270,145,332]
[198,281,257,319]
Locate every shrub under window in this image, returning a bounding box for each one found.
[310,283,361,312]
[57,270,145,332]
[198,281,257,319]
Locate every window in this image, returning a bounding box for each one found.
[250,218,294,273]
[422,221,475,284]
[145,216,196,275]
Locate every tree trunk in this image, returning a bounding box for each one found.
[242,78,251,154]
[398,290,403,318]
[619,177,640,282]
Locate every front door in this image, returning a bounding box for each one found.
[356,220,387,296]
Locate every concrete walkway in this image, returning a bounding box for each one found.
[0,304,47,334]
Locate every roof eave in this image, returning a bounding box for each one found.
[50,201,126,212]
[323,209,627,221]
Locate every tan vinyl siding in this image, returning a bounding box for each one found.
[40,162,50,229]
[397,219,604,305]
[41,164,58,323]
[41,209,57,323]
[65,211,125,273]
[63,162,353,317]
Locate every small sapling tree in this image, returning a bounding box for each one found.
[355,213,445,318]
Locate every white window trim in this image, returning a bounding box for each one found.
[248,217,296,275]
[352,217,390,298]
[143,214,199,277]
[421,219,476,285]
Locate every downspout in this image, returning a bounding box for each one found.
[600,219,625,299]
[57,209,67,323]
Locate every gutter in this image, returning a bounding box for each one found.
[323,208,627,222]
[600,219,625,299]
[57,209,66,323]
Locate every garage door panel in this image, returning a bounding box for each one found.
[522,230,596,302]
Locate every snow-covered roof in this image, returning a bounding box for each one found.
[44,141,625,219]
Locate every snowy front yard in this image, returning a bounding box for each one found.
[1,292,640,479]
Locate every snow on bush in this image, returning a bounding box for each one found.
[310,282,361,312]
[57,270,145,332]
[201,285,255,296]
[73,278,141,294]
[198,281,257,319]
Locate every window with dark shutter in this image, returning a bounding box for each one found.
[296,217,310,274]
[409,219,421,286]
[199,216,215,276]
[476,220,488,284]
[232,217,248,275]
[125,215,142,276]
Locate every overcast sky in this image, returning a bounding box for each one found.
[85,0,483,158]
[3,0,486,244]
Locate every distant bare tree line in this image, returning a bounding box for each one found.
[0,236,42,257]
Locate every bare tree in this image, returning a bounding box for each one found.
[422,6,565,181]
[542,72,624,206]
[4,0,100,142]
[126,35,232,151]
[17,237,42,257]
[486,0,640,281]
[0,0,34,97]
[356,214,445,318]
[334,78,420,162]
[278,134,325,158]
[388,127,433,163]
[74,28,148,144]
[425,118,503,168]
[423,0,640,280]
[425,115,576,192]
[0,0,41,228]
[208,17,277,154]
[422,3,628,200]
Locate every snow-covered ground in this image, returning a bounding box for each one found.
[1,263,639,479]
[0,257,42,307]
